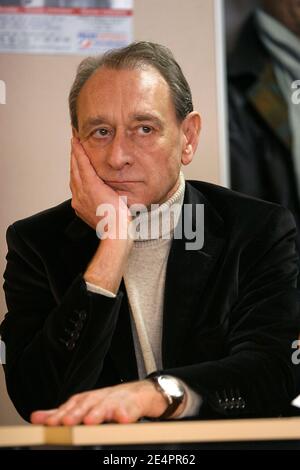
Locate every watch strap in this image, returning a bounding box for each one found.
[147,372,185,419]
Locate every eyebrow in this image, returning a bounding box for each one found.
[81,115,108,134]
[130,114,164,128]
[81,113,164,134]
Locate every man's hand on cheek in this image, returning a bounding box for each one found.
[69,137,130,231]
[30,380,169,426]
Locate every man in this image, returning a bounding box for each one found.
[1,42,299,425]
[228,0,300,277]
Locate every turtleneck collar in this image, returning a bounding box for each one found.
[131,171,185,247]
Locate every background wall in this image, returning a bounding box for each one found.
[0,0,226,424]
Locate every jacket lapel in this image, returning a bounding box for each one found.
[162,183,225,368]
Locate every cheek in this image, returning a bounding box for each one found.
[81,141,95,158]
[149,135,181,164]
[142,144,181,191]
[81,144,105,169]
[164,147,183,174]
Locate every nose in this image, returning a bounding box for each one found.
[106,130,133,171]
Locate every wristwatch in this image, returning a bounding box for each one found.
[147,373,186,419]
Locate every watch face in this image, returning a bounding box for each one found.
[158,375,184,398]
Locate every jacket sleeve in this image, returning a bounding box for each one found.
[0,223,123,421]
[162,206,300,418]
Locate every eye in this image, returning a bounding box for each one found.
[92,128,111,138]
[137,126,153,135]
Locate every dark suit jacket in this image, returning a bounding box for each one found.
[228,15,300,266]
[1,181,300,422]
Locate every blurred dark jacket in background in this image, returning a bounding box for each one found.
[228,15,300,278]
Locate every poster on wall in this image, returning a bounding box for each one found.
[0,0,133,55]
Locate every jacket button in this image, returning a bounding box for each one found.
[231,398,238,409]
[65,340,76,351]
[223,398,230,410]
[238,397,246,409]
[229,398,235,410]
[74,320,84,331]
[69,331,80,340]
[76,310,87,321]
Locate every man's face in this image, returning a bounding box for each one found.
[74,66,198,208]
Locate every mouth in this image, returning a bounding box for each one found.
[105,181,141,191]
[105,181,140,184]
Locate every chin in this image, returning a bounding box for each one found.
[114,188,156,209]
[114,191,139,208]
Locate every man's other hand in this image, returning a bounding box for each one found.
[30,380,175,425]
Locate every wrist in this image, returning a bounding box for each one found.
[146,374,186,419]
[96,208,133,241]
[141,380,169,418]
[84,237,133,293]
[170,390,187,418]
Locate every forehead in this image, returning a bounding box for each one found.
[76,65,176,123]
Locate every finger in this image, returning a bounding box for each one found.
[72,137,97,182]
[69,178,74,196]
[83,401,138,425]
[59,394,105,426]
[44,395,83,426]
[30,409,57,424]
[70,150,82,191]
[83,405,107,425]
[111,404,138,424]
[60,404,94,426]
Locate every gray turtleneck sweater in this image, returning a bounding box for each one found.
[86,173,201,417]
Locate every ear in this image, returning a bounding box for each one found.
[180,112,201,166]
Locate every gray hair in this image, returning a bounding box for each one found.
[69,41,193,130]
